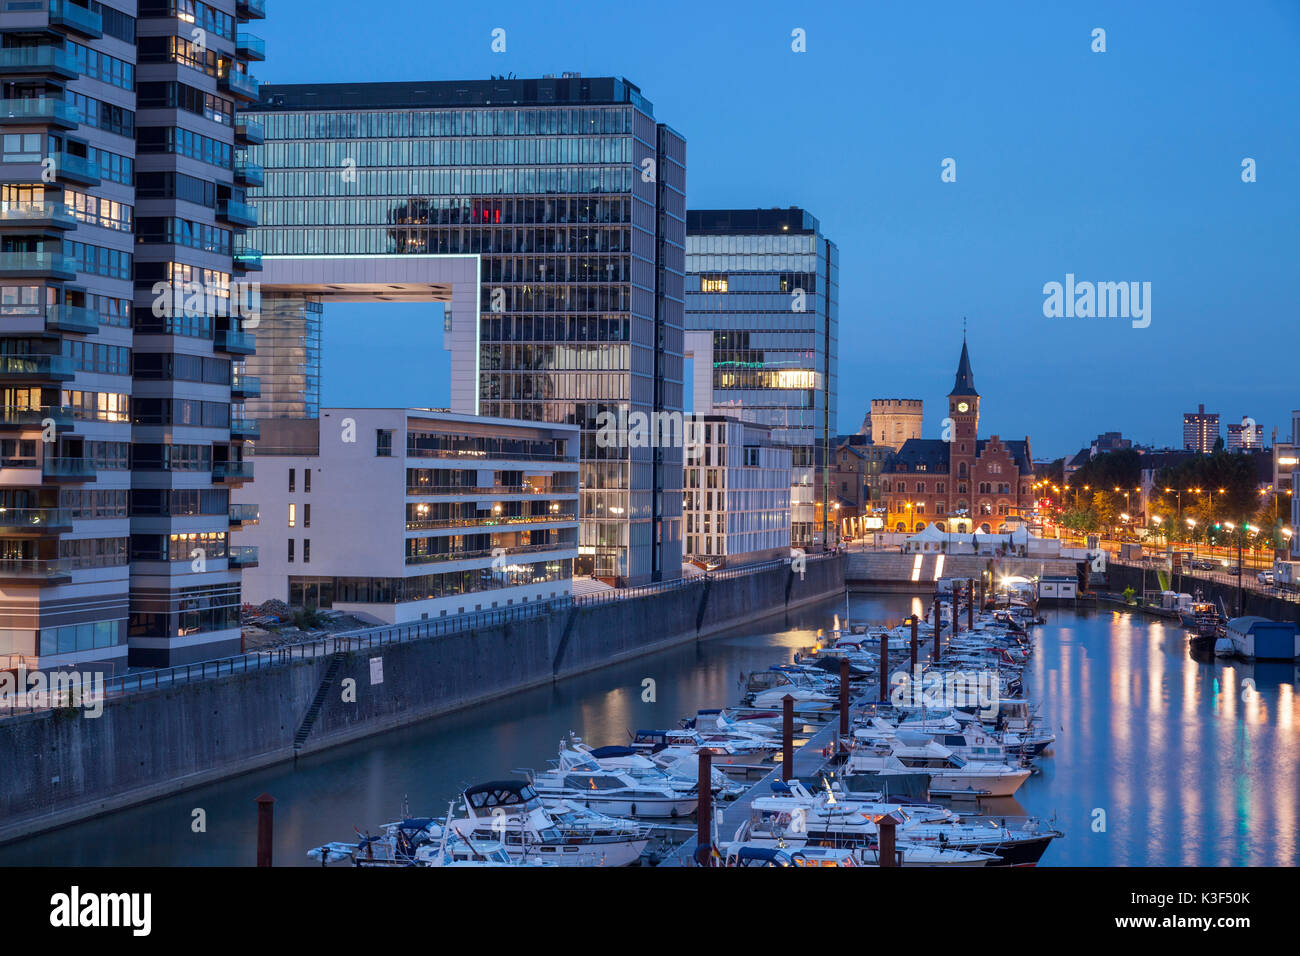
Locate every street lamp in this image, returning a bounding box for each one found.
[1186,517,1197,560]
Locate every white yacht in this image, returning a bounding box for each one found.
[846,730,1031,797]
[448,780,651,866]
[529,756,699,818]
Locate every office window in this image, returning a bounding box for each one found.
[376,429,393,457]
[304,470,311,493]
[304,503,311,528]
[287,539,294,563]
[288,503,295,528]
[288,468,295,492]
[303,539,310,563]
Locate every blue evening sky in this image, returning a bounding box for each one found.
[260,0,1300,459]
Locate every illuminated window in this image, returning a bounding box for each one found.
[288,503,296,528]
[700,275,728,293]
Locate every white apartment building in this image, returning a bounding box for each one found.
[683,416,792,568]
[232,409,578,623]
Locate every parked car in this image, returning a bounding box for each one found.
[1257,570,1276,585]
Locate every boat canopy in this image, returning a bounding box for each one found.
[464,780,539,808]
[589,745,637,759]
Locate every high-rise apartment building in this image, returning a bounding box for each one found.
[1226,415,1263,452]
[684,207,838,549]
[0,0,265,670]
[241,75,686,585]
[1183,403,1219,453]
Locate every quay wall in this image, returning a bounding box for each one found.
[846,551,1081,589]
[1106,563,1300,624]
[0,556,843,844]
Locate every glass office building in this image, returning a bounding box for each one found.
[242,76,686,584]
[685,208,838,549]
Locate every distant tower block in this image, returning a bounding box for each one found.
[871,399,924,450]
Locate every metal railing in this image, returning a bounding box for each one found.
[1110,559,1300,606]
[0,553,845,717]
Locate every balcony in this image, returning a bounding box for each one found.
[0,98,80,129]
[41,456,96,481]
[0,558,72,586]
[50,151,99,186]
[45,303,98,334]
[0,46,79,80]
[216,198,257,229]
[0,507,70,534]
[235,118,264,145]
[0,252,76,281]
[232,247,261,272]
[236,32,266,61]
[229,417,259,439]
[215,329,256,355]
[236,0,267,21]
[230,374,260,399]
[0,354,74,382]
[233,158,263,187]
[48,0,103,37]
[0,405,71,429]
[0,201,76,234]
[213,461,254,483]
[228,503,259,527]
[228,545,259,568]
[218,70,260,102]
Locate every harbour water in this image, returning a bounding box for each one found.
[1,592,1296,866]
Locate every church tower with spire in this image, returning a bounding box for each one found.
[946,334,980,504]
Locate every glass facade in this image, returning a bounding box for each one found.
[243,77,686,583]
[685,209,839,548]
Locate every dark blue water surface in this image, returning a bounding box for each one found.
[1,593,1295,866]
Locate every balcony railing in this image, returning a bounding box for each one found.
[0,404,72,428]
[406,484,579,497]
[237,0,267,20]
[405,513,578,531]
[0,45,79,78]
[230,417,259,439]
[218,70,260,101]
[0,201,77,229]
[403,542,572,566]
[228,503,259,525]
[0,97,79,126]
[0,507,70,531]
[235,118,264,144]
[42,456,97,479]
[230,374,260,397]
[233,158,263,187]
[45,303,98,334]
[213,461,254,482]
[235,32,266,60]
[51,150,99,184]
[0,558,73,583]
[48,0,103,37]
[0,353,74,380]
[229,545,259,567]
[233,247,262,271]
[215,329,256,354]
[217,198,257,228]
[0,251,76,279]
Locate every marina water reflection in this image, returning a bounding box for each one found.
[0,593,1295,866]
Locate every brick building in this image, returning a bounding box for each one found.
[880,338,1034,533]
